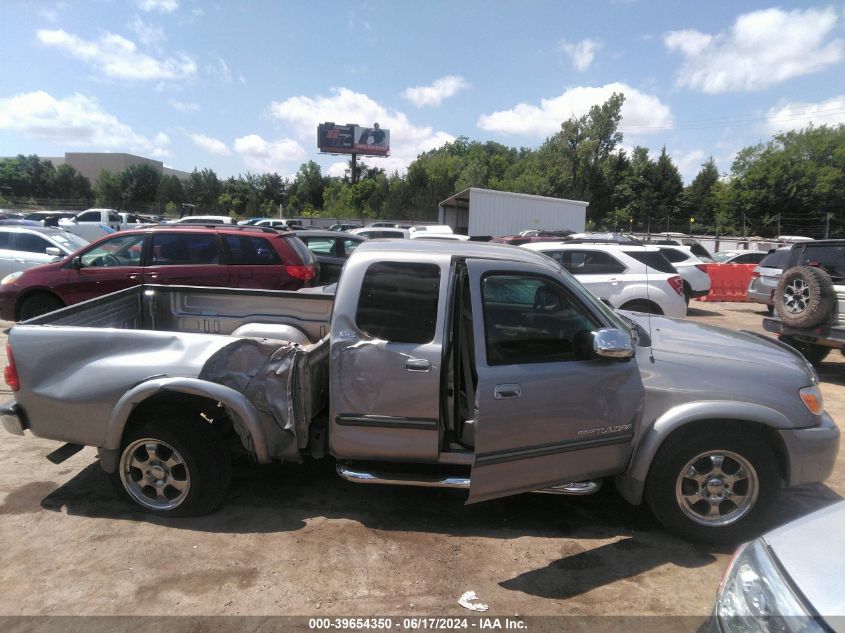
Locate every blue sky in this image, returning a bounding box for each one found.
[1,0,844,183]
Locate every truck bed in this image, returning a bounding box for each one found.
[8,284,332,457]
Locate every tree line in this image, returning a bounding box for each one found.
[2,93,844,237]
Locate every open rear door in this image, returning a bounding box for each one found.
[464,259,644,503]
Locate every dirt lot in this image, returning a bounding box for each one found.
[0,302,842,626]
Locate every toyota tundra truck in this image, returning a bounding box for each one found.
[1,240,839,544]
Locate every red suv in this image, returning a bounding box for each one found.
[0,225,316,321]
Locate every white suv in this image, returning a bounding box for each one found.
[522,242,687,318]
[654,245,712,303]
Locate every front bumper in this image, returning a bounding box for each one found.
[779,412,840,486]
[0,399,26,436]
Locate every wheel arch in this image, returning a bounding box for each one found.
[619,297,663,315]
[99,377,270,473]
[616,401,791,505]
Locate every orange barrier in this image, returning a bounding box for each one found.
[695,263,758,302]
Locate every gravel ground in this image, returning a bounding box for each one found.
[0,301,842,626]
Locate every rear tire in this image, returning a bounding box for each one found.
[110,412,231,516]
[645,424,779,544]
[18,293,64,321]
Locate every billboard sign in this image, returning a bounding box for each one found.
[317,122,390,156]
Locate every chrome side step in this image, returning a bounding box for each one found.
[335,463,601,496]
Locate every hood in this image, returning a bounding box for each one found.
[623,312,814,378]
[765,500,845,623]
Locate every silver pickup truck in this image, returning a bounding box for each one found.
[1,240,839,544]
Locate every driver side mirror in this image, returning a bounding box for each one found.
[45,246,62,262]
[592,328,635,360]
[69,256,82,270]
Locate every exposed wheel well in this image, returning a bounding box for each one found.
[122,392,236,448]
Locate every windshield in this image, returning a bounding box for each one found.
[713,251,739,262]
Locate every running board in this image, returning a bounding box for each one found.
[335,463,601,496]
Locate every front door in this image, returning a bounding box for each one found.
[465,260,644,503]
[329,259,448,462]
[56,233,146,303]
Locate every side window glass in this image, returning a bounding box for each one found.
[108,212,121,223]
[0,231,11,249]
[566,251,614,275]
[342,239,362,255]
[356,262,440,343]
[80,234,146,267]
[303,238,334,255]
[77,211,97,222]
[15,233,52,254]
[221,235,282,265]
[481,274,599,365]
[608,256,627,273]
[151,234,221,265]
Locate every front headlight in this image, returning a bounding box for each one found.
[0,271,23,285]
[717,540,824,632]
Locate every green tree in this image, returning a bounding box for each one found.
[95,170,123,207]
[121,164,161,207]
[185,168,222,213]
[287,161,326,214]
[52,164,93,201]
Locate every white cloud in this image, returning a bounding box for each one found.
[233,134,306,174]
[559,38,602,71]
[477,82,673,138]
[403,75,470,108]
[137,0,178,13]
[664,7,844,93]
[327,162,348,178]
[37,28,196,81]
[129,16,165,48]
[169,99,200,112]
[765,96,845,134]
[270,87,455,173]
[188,132,230,156]
[0,90,170,156]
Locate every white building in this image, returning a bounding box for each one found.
[438,188,587,238]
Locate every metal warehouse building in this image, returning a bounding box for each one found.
[438,188,587,238]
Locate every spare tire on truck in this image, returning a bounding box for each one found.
[774,266,836,328]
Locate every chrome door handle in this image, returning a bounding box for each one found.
[494,384,521,399]
[405,358,431,372]
[146,272,159,279]
[127,273,140,280]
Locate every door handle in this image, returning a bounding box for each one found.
[127,273,140,280]
[146,272,159,279]
[405,358,431,372]
[494,384,521,399]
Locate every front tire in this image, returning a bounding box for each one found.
[18,293,64,321]
[645,425,779,544]
[111,413,231,516]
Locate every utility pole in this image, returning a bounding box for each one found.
[826,213,831,239]
[742,213,746,238]
[777,213,781,237]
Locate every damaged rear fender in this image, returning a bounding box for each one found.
[101,377,270,472]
